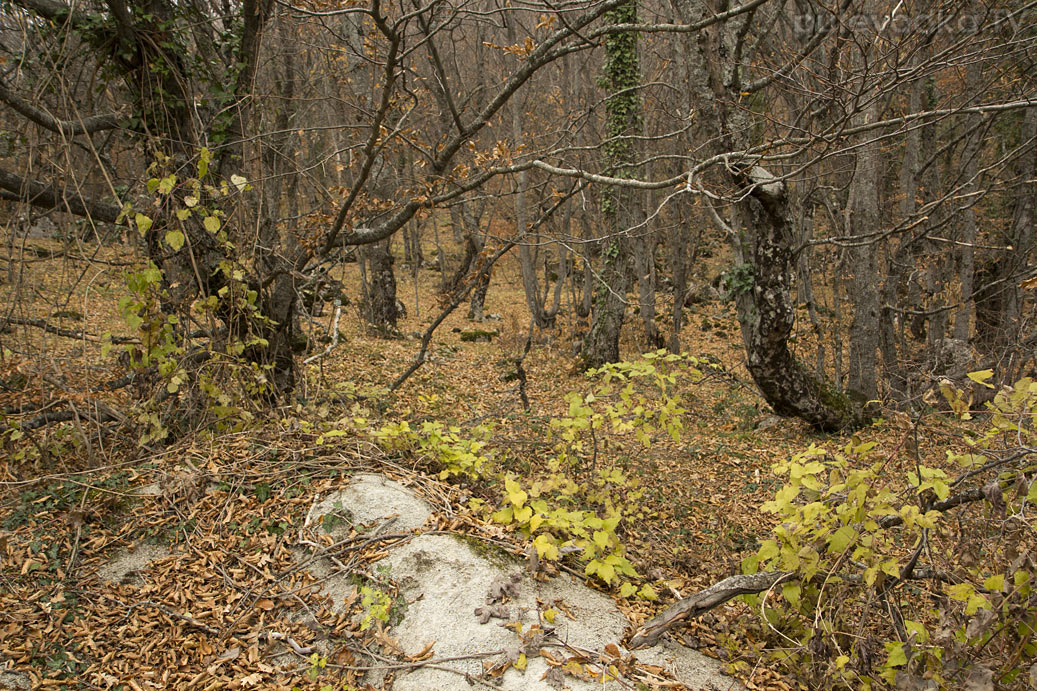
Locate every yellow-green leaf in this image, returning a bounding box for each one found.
[638,584,658,601]
[827,525,857,553]
[966,369,995,389]
[884,641,907,667]
[230,174,248,192]
[198,147,211,177]
[594,561,615,584]
[965,593,990,616]
[782,582,802,607]
[165,230,185,251]
[533,534,558,560]
[134,213,152,235]
[203,215,221,233]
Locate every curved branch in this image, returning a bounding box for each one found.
[629,475,1032,649]
[628,571,793,649]
[9,0,86,23]
[16,404,121,431]
[390,240,516,392]
[0,168,123,223]
[0,78,122,136]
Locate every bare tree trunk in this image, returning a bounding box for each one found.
[975,105,1037,363]
[666,0,859,430]
[633,231,661,347]
[954,63,984,342]
[795,195,824,377]
[846,98,882,402]
[736,169,856,431]
[581,0,644,369]
[365,240,399,335]
[667,218,690,354]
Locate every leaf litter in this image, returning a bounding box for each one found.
[0,235,943,690]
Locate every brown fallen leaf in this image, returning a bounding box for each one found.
[539,649,563,666]
[405,640,435,662]
[218,646,241,661]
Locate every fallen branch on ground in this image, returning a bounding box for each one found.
[627,571,792,649]
[628,473,1029,649]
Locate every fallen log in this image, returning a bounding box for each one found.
[627,571,792,649]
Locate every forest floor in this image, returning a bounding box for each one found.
[0,229,975,690]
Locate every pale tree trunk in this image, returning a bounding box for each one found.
[846,99,882,402]
[667,219,691,354]
[795,195,824,377]
[578,222,596,320]
[633,185,660,347]
[953,62,983,342]
[633,227,661,347]
[507,14,554,329]
[446,200,491,321]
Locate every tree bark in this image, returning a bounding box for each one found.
[581,0,644,369]
[975,105,1037,362]
[846,99,882,402]
[365,241,400,335]
[737,168,857,431]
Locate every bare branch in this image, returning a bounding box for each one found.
[2,316,139,344]
[0,168,123,223]
[0,78,122,136]
[628,571,793,649]
[8,0,85,23]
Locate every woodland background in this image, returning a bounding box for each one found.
[0,0,1036,688]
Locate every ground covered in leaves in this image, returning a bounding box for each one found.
[0,231,1016,689]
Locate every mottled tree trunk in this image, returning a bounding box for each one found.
[365,241,399,334]
[736,169,855,431]
[581,238,633,369]
[581,0,644,369]
[666,0,858,430]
